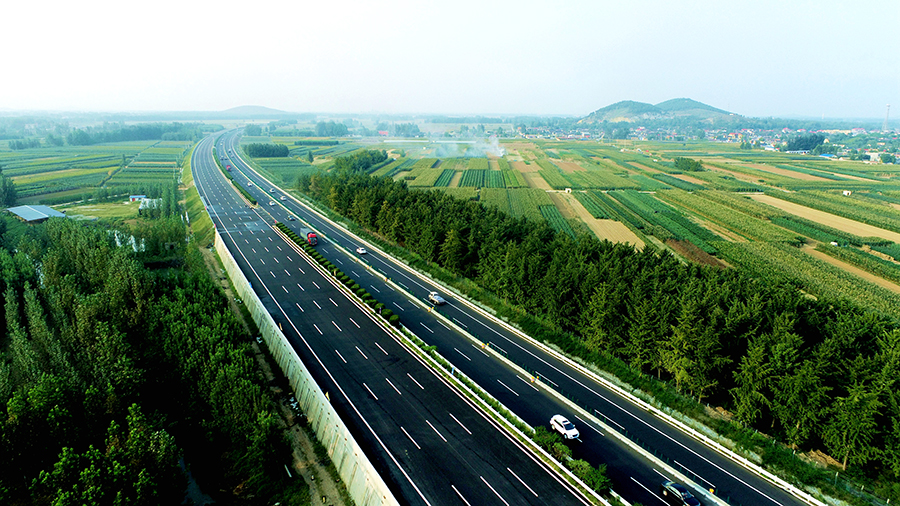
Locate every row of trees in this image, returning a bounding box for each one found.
[0,216,300,504]
[298,156,900,477]
[65,123,203,146]
[243,142,289,158]
[8,138,41,150]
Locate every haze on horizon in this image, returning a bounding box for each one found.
[3,0,898,120]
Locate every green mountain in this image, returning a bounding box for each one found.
[580,98,735,124]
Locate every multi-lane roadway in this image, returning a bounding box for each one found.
[193,134,595,506]
[201,130,810,506]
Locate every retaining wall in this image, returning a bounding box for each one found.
[214,230,399,506]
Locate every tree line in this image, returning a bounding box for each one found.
[0,217,302,504]
[8,138,42,150]
[298,155,900,479]
[315,121,348,137]
[243,142,290,158]
[65,123,203,146]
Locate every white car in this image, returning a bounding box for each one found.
[269,201,276,206]
[280,196,287,201]
[270,188,275,193]
[428,291,446,305]
[356,247,367,254]
[550,414,579,439]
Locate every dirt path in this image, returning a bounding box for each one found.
[750,194,900,243]
[801,243,900,294]
[563,192,645,248]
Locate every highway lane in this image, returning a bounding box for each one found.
[195,134,593,506]
[222,130,809,506]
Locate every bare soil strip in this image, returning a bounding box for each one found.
[553,160,586,173]
[750,194,900,243]
[669,173,707,185]
[801,243,900,294]
[523,171,552,190]
[511,160,540,173]
[549,192,577,219]
[737,163,829,181]
[563,192,644,248]
[627,162,662,173]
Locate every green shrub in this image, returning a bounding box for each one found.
[388,315,400,326]
[381,309,393,319]
[551,442,572,461]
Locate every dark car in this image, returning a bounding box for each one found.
[659,481,701,506]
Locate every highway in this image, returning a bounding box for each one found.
[192,134,594,506]
[216,130,811,506]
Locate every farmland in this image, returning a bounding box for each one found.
[0,139,192,203]
[350,136,900,324]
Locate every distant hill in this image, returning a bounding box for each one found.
[220,105,290,117]
[579,98,736,124]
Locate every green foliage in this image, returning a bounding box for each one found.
[0,167,17,206]
[314,121,348,137]
[333,149,388,173]
[65,123,203,146]
[766,190,900,235]
[0,218,301,504]
[652,173,702,191]
[298,166,900,480]
[243,142,289,158]
[243,124,263,136]
[539,205,576,238]
[460,169,486,187]
[673,157,704,172]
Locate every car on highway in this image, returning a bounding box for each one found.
[280,196,287,201]
[288,215,295,221]
[269,201,276,206]
[550,414,579,439]
[356,247,367,254]
[248,181,253,186]
[659,481,701,506]
[428,291,447,305]
[270,188,275,193]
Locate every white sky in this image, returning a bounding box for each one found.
[3,0,898,119]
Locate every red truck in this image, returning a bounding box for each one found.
[300,227,317,246]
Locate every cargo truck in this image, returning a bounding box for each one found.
[300,227,318,246]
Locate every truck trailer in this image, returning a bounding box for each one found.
[300,227,318,246]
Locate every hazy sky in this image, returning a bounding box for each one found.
[3,0,898,119]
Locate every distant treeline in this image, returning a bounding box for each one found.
[8,138,41,150]
[298,155,900,479]
[243,143,289,158]
[66,123,204,146]
[315,121,348,137]
[293,139,339,146]
[786,133,827,152]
